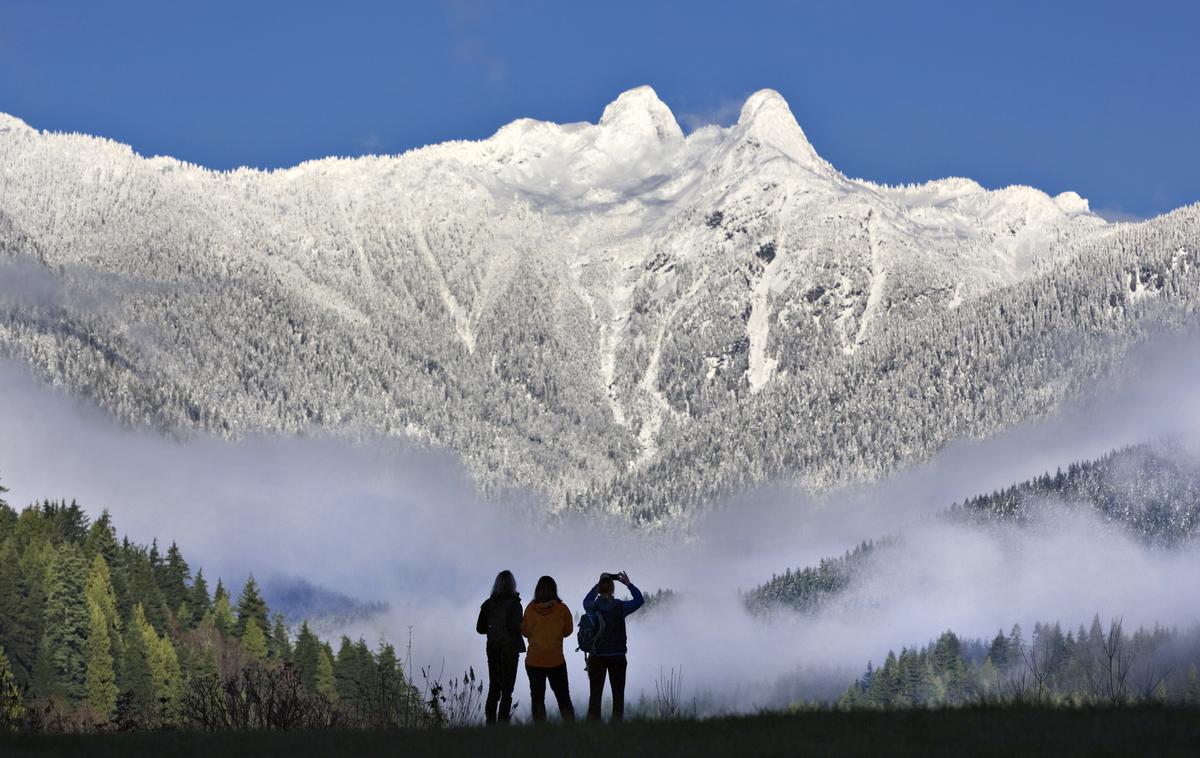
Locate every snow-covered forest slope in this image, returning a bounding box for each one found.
[1,88,1197,521]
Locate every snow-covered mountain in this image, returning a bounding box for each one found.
[1,87,1197,522]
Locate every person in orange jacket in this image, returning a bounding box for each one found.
[521,575,576,722]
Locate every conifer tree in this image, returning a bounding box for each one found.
[315,646,337,701]
[123,546,169,633]
[235,575,269,638]
[82,511,119,567]
[160,542,190,617]
[85,554,123,665]
[191,569,211,619]
[212,585,236,636]
[334,636,358,704]
[293,621,321,691]
[84,602,117,720]
[0,540,38,688]
[35,543,89,705]
[241,618,268,660]
[149,629,182,722]
[268,613,290,662]
[122,603,156,724]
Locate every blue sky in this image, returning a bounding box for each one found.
[1,0,1196,219]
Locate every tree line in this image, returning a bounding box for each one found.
[0,481,426,731]
[749,439,1200,615]
[839,618,1200,708]
[744,539,890,615]
[948,439,1200,545]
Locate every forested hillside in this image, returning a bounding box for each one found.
[839,619,1200,708]
[3,90,1196,524]
[745,540,891,615]
[0,481,422,731]
[949,440,1200,544]
[750,440,1200,613]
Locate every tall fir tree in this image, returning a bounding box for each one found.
[34,543,89,706]
[160,542,191,618]
[293,621,321,692]
[148,627,182,723]
[241,618,268,660]
[235,575,269,638]
[190,568,211,620]
[0,539,38,688]
[121,603,156,724]
[82,511,119,567]
[211,583,236,636]
[268,613,290,662]
[123,545,169,633]
[16,539,51,690]
[84,602,117,721]
[85,555,123,664]
[315,645,337,701]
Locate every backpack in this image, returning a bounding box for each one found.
[576,608,606,655]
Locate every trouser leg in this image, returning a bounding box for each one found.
[485,650,501,724]
[527,665,548,722]
[498,653,519,722]
[587,658,607,721]
[548,662,575,722]
[608,656,628,722]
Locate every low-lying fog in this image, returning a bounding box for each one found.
[2,334,1198,714]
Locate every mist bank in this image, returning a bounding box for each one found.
[1,330,1199,712]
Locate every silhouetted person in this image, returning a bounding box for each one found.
[583,570,644,722]
[522,575,577,722]
[476,569,525,724]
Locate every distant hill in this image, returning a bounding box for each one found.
[748,439,1200,612]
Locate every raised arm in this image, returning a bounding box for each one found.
[583,584,599,613]
[622,583,645,616]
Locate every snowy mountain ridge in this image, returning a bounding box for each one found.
[1,87,1196,522]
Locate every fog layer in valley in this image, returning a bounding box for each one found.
[1,334,1198,713]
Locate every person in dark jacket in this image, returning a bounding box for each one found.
[583,570,644,722]
[476,569,525,724]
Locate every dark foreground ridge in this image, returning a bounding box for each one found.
[3,706,1200,758]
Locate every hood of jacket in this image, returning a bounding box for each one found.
[531,599,563,616]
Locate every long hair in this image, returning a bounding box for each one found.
[533,575,559,604]
[491,570,517,599]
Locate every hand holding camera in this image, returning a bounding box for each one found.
[600,570,630,586]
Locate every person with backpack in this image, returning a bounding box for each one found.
[581,570,644,722]
[476,569,525,724]
[521,575,576,722]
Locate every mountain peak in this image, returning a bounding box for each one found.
[0,113,34,134]
[735,89,825,169]
[598,86,683,144]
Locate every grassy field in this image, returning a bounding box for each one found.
[3,706,1199,757]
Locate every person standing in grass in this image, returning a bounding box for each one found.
[583,570,644,722]
[476,569,525,724]
[521,575,577,722]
